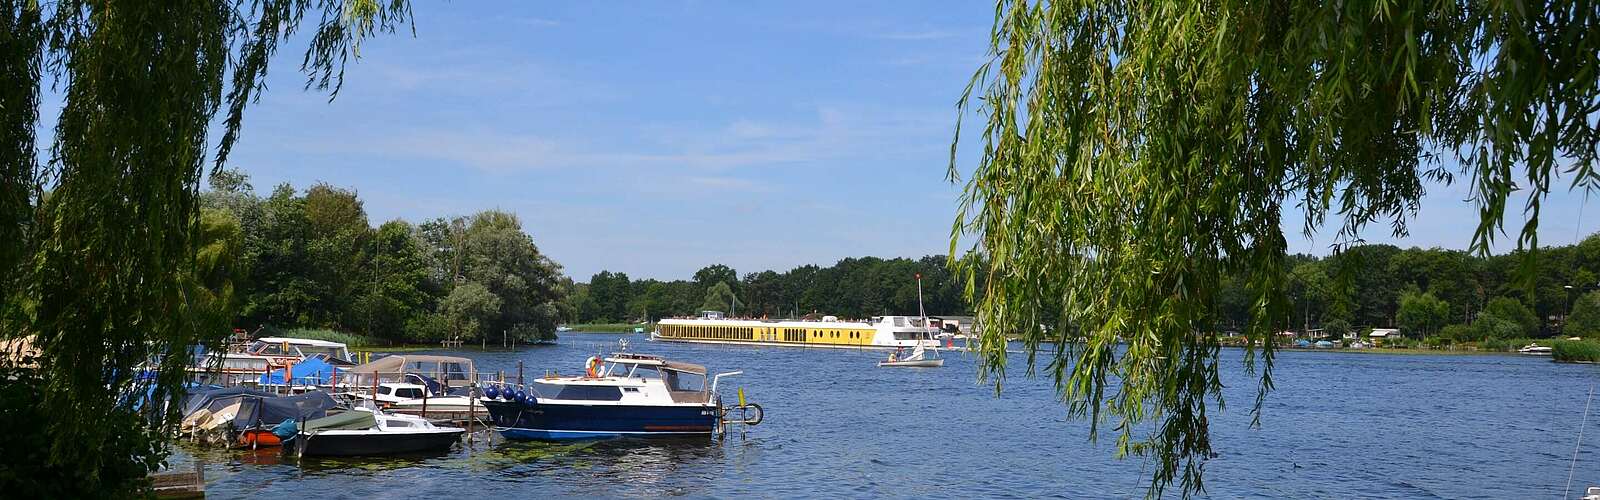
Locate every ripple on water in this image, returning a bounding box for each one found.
[175,337,1600,498]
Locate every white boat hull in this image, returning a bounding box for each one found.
[878,359,944,368]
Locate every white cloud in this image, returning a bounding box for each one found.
[290,103,948,176]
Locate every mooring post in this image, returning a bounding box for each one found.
[517,361,524,386]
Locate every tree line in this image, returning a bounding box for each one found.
[202,169,569,343]
[566,256,972,323]
[1237,235,1600,342]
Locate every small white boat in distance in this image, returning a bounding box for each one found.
[1518,344,1553,355]
[879,343,943,368]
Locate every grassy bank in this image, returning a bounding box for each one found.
[565,323,650,333]
[1554,340,1600,363]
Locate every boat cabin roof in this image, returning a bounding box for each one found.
[256,337,348,348]
[603,353,705,376]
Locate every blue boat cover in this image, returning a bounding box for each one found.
[260,357,342,386]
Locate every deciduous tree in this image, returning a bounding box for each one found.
[953,1,1600,496]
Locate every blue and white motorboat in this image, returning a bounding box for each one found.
[481,352,761,440]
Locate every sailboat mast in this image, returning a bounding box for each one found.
[916,273,925,321]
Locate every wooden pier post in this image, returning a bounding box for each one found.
[517,361,523,386]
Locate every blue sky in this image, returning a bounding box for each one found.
[200,2,1595,280]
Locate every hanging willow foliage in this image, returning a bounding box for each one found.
[0,0,410,493]
[953,0,1598,497]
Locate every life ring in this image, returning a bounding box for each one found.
[585,356,602,378]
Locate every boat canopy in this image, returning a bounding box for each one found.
[662,361,706,376]
[345,354,473,389]
[348,354,476,382]
[259,356,342,385]
[603,353,705,376]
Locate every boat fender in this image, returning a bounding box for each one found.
[585,356,602,378]
[514,389,528,403]
[484,385,499,400]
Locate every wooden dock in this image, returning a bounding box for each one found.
[150,463,204,499]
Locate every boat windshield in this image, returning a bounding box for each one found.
[663,370,704,392]
[248,341,287,355]
[296,345,348,361]
[622,364,662,379]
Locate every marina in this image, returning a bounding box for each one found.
[168,333,1600,498]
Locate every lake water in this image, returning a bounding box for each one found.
[180,333,1600,498]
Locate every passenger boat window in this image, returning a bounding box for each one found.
[554,385,623,401]
[894,317,907,327]
[395,388,425,399]
[378,386,392,395]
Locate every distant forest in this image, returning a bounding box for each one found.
[201,168,1600,344]
[1247,236,1600,341]
[570,234,1600,344]
[568,256,972,323]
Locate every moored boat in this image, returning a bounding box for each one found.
[653,311,941,350]
[482,351,760,440]
[1519,344,1554,355]
[289,407,464,457]
[344,354,483,420]
[190,337,355,386]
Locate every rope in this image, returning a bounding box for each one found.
[1566,384,1595,500]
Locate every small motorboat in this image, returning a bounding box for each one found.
[289,406,464,457]
[879,343,943,368]
[1519,344,1554,356]
[482,350,761,440]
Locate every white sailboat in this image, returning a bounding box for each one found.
[878,273,944,368]
[878,342,944,367]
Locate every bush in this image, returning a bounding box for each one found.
[1385,337,1419,349]
[403,313,452,342]
[1554,340,1600,363]
[1439,324,1472,342]
[1473,315,1523,341]
[1482,297,1539,337]
[1572,291,1600,338]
